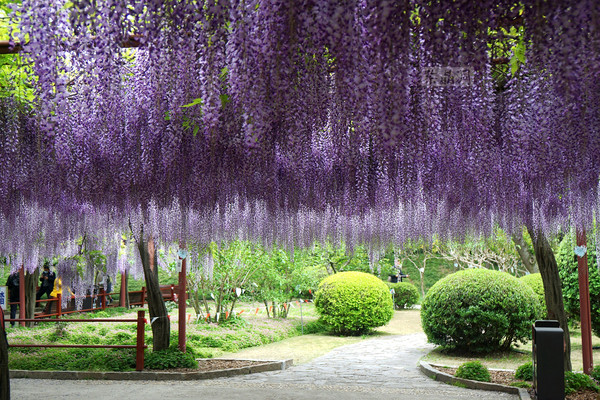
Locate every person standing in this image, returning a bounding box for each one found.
[5,271,20,327]
[36,262,56,300]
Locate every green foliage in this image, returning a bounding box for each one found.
[455,361,491,382]
[519,273,545,312]
[421,269,541,353]
[297,319,330,335]
[188,240,262,323]
[314,271,394,335]
[590,365,600,382]
[249,247,325,318]
[564,371,600,395]
[510,381,531,388]
[514,361,533,381]
[386,282,420,309]
[557,232,600,336]
[9,348,136,371]
[144,346,198,370]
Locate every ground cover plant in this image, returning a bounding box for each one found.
[6,305,304,371]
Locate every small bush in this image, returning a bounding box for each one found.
[514,362,533,381]
[519,273,545,312]
[144,346,198,370]
[421,268,541,353]
[590,365,600,382]
[564,371,600,395]
[386,282,420,309]
[455,361,491,382]
[314,271,394,335]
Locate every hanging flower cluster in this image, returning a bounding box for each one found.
[1,1,599,276]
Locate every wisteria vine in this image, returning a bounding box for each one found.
[1,1,599,283]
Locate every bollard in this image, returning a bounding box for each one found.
[533,320,564,400]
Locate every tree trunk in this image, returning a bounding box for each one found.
[24,270,39,327]
[512,232,538,273]
[136,230,170,351]
[528,227,572,372]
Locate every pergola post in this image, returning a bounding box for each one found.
[576,228,593,374]
[178,249,187,353]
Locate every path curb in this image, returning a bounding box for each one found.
[10,358,293,381]
[419,361,530,400]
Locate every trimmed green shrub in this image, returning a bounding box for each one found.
[386,282,420,309]
[314,271,394,335]
[455,361,491,382]
[519,273,545,312]
[514,361,533,381]
[144,346,198,370]
[564,371,600,395]
[421,268,541,353]
[557,233,600,336]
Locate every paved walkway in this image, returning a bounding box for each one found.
[11,333,519,400]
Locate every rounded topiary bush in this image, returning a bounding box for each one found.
[386,281,420,309]
[557,233,600,336]
[455,361,491,382]
[314,271,393,335]
[519,273,546,313]
[421,268,541,353]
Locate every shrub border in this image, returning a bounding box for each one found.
[419,361,530,400]
[10,358,293,381]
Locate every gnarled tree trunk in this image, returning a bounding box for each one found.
[136,229,170,351]
[512,232,538,274]
[24,269,39,327]
[528,227,572,372]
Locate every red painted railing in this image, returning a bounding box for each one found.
[7,310,147,371]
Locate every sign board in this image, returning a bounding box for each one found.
[0,286,6,309]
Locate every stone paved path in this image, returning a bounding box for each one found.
[11,333,519,400]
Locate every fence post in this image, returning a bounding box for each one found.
[19,266,25,327]
[136,310,145,371]
[100,287,106,310]
[57,293,62,319]
[141,287,146,306]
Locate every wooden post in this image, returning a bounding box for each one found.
[178,254,187,353]
[576,229,593,374]
[19,266,25,327]
[120,272,127,308]
[136,310,145,371]
[100,287,106,310]
[141,286,146,306]
[57,293,62,319]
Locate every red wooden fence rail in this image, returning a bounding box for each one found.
[6,310,147,371]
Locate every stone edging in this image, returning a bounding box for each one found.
[419,361,530,400]
[10,358,293,381]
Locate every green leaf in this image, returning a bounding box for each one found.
[181,98,203,108]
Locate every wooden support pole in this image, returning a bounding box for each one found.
[120,272,127,308]
[178,253,187,353]
[576,229,594,374]
[136,310,145,371]
[19,266,25,327]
